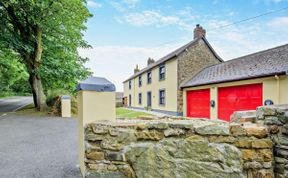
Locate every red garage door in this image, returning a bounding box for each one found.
[186,89,210,118]
[218,83,263,121]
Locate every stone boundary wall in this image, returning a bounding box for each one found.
[83,105,288,178]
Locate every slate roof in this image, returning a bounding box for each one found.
[182,44,288,88]
[123,37,222,83]
[77,76,116,92]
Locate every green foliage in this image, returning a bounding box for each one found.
[0,49,30,95]
[0,0,92,100]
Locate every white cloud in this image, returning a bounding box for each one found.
[78,44,179,91]
[109,0,140,12]
[123,0,140,8]
[87,0,102,8]
[268,0,286,3]
[120,10,181,27]
[110,1,126,12]
[117,10,198,31]
[205,18,288,60]
[228,11,235,16]
[268,16,288,28]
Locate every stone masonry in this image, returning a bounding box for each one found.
[177,39,221,114]
[83,105,288,178]
[232,104,288,178]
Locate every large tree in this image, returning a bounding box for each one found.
[0,49,29,94]
[0,0,91,111]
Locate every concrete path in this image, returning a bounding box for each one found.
[0,114,81,178]
[126,107,170,117]
[0,96,33,112]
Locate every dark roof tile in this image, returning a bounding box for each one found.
[123,37,222,83]
[182,44,288,88]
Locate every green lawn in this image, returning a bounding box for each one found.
[116,107,153,119]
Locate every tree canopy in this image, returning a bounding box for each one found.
[0,0,92,110]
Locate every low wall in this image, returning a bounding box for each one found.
[83,105,288,178]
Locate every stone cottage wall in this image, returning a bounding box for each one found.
[83,105,288,178]
[176,39,221,114]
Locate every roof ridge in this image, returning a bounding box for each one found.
[181,43,288,88]
[194,43,288,71]
[225,43,288,63]
[123,38,200,83]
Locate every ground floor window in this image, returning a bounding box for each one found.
[138,93,142,105]
[129,95,131,106]
[159,89,165,105]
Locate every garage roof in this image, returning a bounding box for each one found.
[182,44,288,88]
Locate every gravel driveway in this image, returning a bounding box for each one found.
[0,114,81,178]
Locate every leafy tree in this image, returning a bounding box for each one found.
[0,0,92,111]
[0,49,29,93]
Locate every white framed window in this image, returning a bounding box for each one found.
[147,71,152,84]
[138,93,142,105]
[159,89,165,105]
[159,65,165,80]
[139,75,142,87]
[129,80,131,89]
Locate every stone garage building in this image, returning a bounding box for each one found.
[182,44,288,121]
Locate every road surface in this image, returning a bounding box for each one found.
[0,114,81,178]
[0,96,33,113]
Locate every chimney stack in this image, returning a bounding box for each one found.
[147,57,155,66]
[193,24,206,39]
[134,64,140,74]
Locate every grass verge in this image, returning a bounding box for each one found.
[14,103,49,117]
[116,107,153,119]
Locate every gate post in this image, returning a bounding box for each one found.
[61,95,71,117]
[76,76,116,177]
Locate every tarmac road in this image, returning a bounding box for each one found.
[0,96,33,113]
[0,114,81,178]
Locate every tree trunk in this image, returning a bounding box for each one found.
[29,73,47,111]
[29,75,38,108]
[26,26,47,111]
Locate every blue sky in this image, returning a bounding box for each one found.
[78,0,288,91]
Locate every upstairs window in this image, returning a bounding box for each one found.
[138,93,142,105]
[138,75,142,87]
[147,71,152,84]
[159,89,165,105]
[159,65,165,80]
[129,80,131,89]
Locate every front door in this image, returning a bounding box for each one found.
[147,92,152,108]
[129,95,131,107]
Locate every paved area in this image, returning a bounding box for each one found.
[0,114,81,178]
[126,107,170,117]
[0,96,33,112]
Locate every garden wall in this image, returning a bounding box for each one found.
[83,105,288,178]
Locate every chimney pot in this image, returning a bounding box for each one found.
[194,24,206,39]
[134,64,140,74]
[147,58,155,66]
